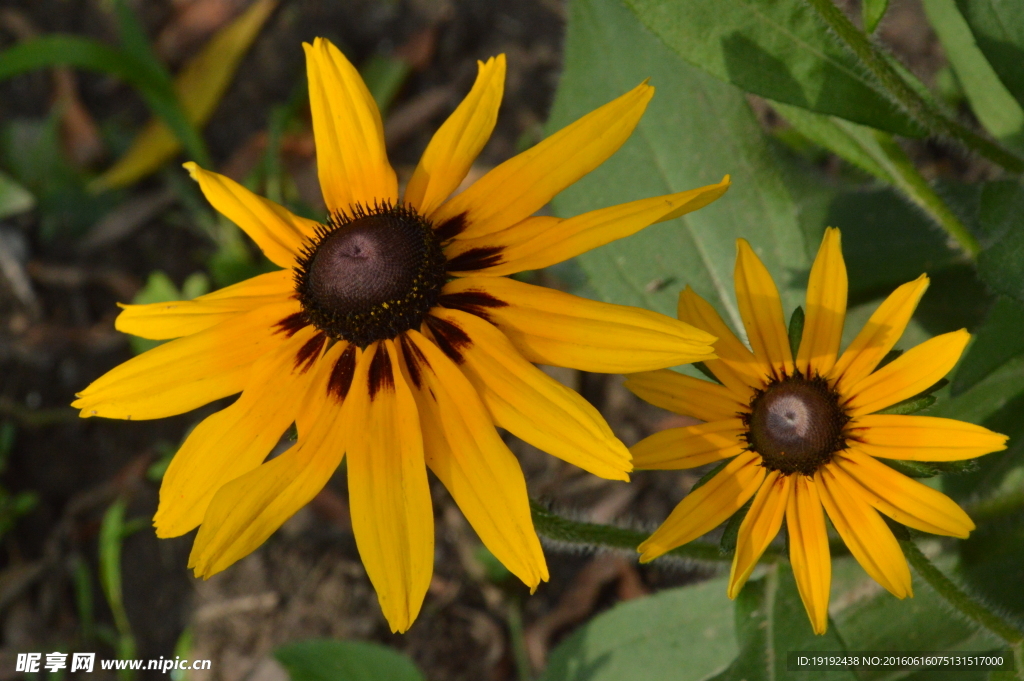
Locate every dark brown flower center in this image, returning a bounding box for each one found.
[743,374,849,476]
[294,203,446,347]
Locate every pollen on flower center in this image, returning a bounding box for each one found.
[743,374,849,476]
[295,203,447,347]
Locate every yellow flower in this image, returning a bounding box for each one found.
[73,39,727,632]
[627,228,1007,635]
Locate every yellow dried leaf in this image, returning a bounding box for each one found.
[91,0,277,191]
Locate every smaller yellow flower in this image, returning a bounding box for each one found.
[627,228,1008,634]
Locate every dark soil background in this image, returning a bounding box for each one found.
[0,1,963,680]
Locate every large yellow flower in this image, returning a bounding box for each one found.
[73,39,727,632]
[627,228,1007,634]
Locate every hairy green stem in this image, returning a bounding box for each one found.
[871,131,981,256]
[805,0,1024,173]
[902,540,1024,647]
[530,501,782,563]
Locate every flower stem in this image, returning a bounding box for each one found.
[529,501,782,563]
[804,0,1024,173]
[901,540,1024,650]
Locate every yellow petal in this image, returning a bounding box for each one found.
[431,83,654,240]
[625,369,748,423]
[427,307,630,480]
[116,269,293,340]
[677,286,766,393]
[817,464,912,598]
[631,419,747,470]
[445,177,731,276]
[786,475,831,635]
[442,276,715,373]
[834,450,975,538]
[638,451,765,562]
[73,300,299,420]
[844,330,970,416]
[343,340,433,633]
[848,414,1008,461]
[406,56,505,217]
[400,331,548,589]
[304,37,397,212]
[728,470,790,598]
[156,327,328,537]
[90,0,278,191]
[735,239,793,378]
[183,163,318,268]
[797,228,846,377]
[829,275,929,393]
[187,345,343,578]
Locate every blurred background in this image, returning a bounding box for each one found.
[0,0,1018,680]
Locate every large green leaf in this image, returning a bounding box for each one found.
[275,640,424,681]
[540,577,737,681]
[956,0,1024,110]
[620,0,922,136]
[822,188,963,301]
[923,0,1024,147]
[959,514,1024,621]
[952,296,1024,395]
[834,554,1004,681]
[548,0,809,331]
[933,355,1024,502]
[715,564,856,681]
[976,180,1024,304]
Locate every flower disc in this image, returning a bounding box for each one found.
[296,203,446,347]
[745,375,848,475]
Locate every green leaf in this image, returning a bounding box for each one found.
[99,497,137,681]
[275,640,424,681]
[881,457,978,478]
[0,170,34,219]
[549,0,810,331]
[863,0,890,33]
[952,296,1024,395]
[787,306,805,357]
[92,0,275,190]
[621,0,922,136]
[0,36,208,168]
[923,0,1024,147]
[772,102,894,182]
[719,499,751,557]
[834,553,1004,681]
[715,563,855,681]
[977,180,1024,304]
[805,183,964,302]
[361,54,411,115]
[540,577,737,681]
[110,0,174,92]
[773,104,979,257]
[932,355,1024,502]
[875,393,937,416]
[958,509,1024,622]
[956,0,1024,110]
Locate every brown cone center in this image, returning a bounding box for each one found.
[295,204,446,347]
[746,375,848,475]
